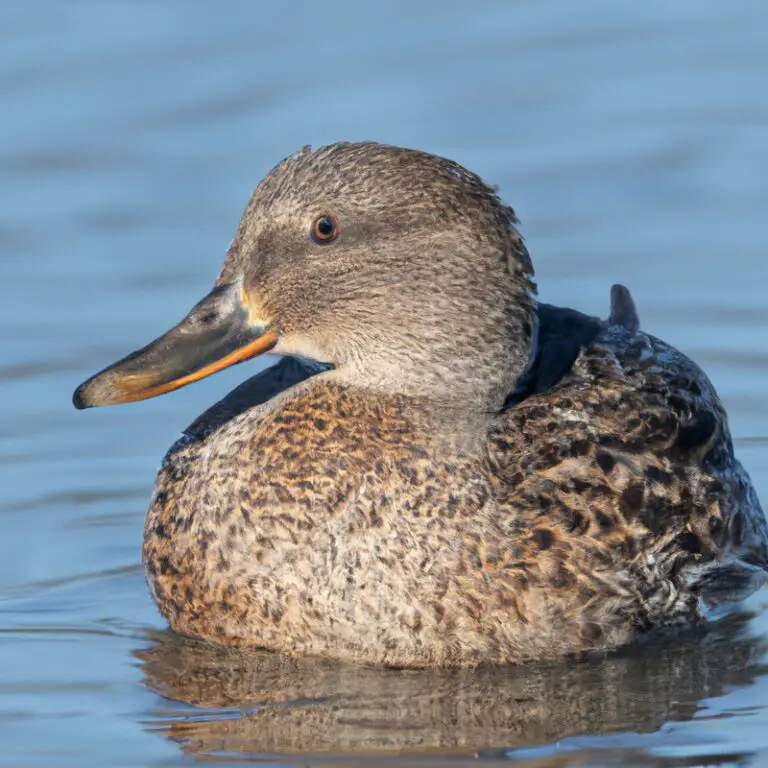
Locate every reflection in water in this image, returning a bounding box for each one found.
[136,613,766,762]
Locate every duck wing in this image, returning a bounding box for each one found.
[497,284,768,630]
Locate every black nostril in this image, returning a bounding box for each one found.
[198,311,218,326]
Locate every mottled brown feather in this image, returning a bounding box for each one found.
[133,143,768,667]
[144,302,767,667]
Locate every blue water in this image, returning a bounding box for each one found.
[1,2,768,766]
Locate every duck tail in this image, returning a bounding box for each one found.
[609,284,640,333]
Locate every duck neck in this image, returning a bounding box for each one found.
[326,292,538,416]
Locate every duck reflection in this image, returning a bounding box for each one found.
[135,613,766,761]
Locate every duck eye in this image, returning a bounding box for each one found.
[311,215,339,244]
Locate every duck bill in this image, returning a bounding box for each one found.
[73,283,277,409]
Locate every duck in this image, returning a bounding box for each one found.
[73,142,768,667]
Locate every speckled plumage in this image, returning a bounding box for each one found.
[79,142,768,667]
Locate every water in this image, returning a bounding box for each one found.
[1,1,767,765]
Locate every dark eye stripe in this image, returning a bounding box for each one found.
[311,215,340,243]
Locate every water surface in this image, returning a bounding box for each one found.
[2,2,768,766]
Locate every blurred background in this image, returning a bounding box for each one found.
[1,1,767,766]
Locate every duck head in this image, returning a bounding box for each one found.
[73,142,536,413]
